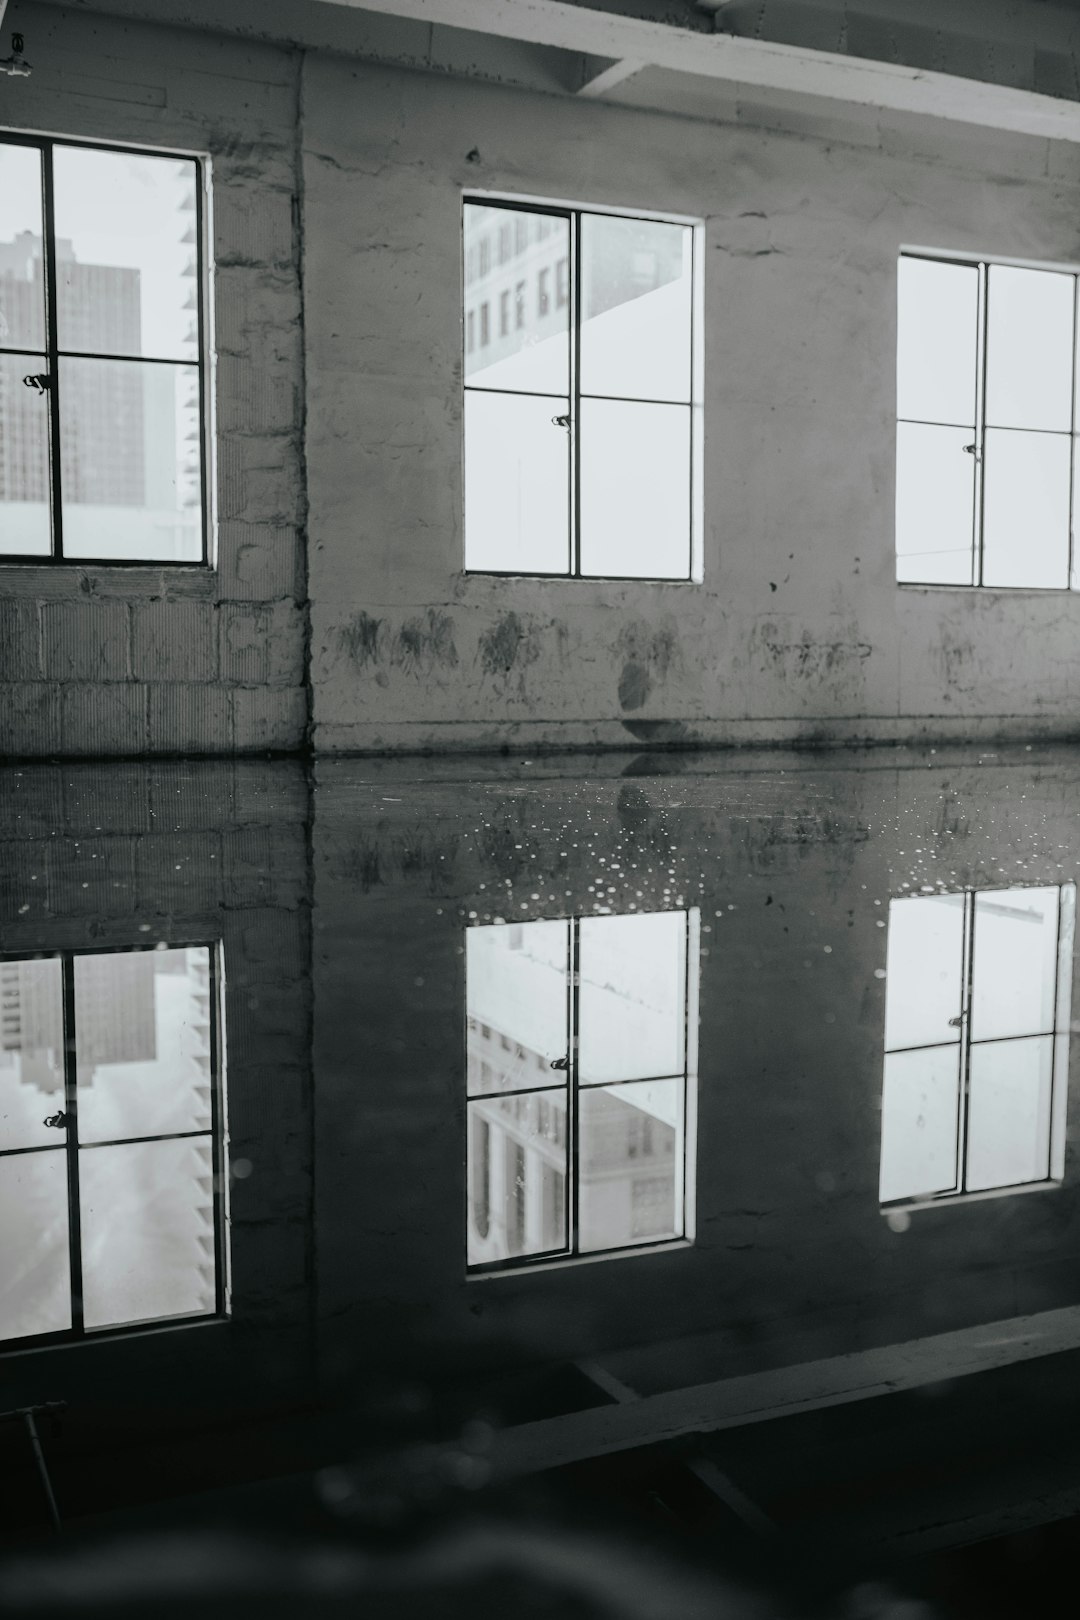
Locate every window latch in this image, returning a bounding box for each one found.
[43,1110,68,1129]
[549,1056,569,1070]
[962,443,979,459]
[551,413,570,429]
[23,373,51,394]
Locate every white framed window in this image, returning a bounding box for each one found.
[466,909,698,1272]
[462,196,703,580]
[0,134,211,566]
[879,884,1074,1209]
[896,250,1080,589]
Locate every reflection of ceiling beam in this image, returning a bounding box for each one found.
[323,0,1080,141]
[578,56,645,98]
[492,1301,1080,1478]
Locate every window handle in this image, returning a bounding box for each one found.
[23,373,51,394]
[43,1110,68,1129]
[963,443,979,459]
[549,1056,569,1070]
[551,413,570,429]
[948,1014,965,1027]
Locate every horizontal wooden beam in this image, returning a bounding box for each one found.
[323,0,1080,141]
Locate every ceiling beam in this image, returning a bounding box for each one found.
[321,0,1080,141]
[578,54,645,97]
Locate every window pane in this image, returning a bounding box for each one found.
[75,948,214,1144]
[895,422,975,585]
[970,887,1059,1041]
[896,257,978,427]
[580,214,692,403]
[0,1151,71,1340]
[578,912,686,1084]
[879,1046,961,1203]
[579,1079,682,1252]
[578,398,690,579]
[967,1036,1054,1191]
[986,264,1073,432]
[981,428,1070,589]
[59,357,202,562]
[463,205,569,395]
[80,1136,217,1330]
[883,894,966,1051]
[0,956,64,1149]
[53,146,199,362]
[466,1091,567,1264]
[466,921,569,1094]
[464,390,570,573]
[0,143,46,349]
[0,353,53,556]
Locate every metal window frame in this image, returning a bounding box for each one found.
[0,940,229,1353]
[0,130,212,569]
[880,882,1074,1211]
[897,248,1079,593]
[462,194,701,583]
[465,908,697,1276]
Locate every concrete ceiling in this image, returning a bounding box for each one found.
[17,0,1080,140]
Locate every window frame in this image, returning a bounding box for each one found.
[0,940,229,1352]
[0,129,213,569]
[896,245,1080,593]
[465,908,699,1277]
[461,193,704,583]
[880,882,1074,1212]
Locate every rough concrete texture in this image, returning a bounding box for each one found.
[0,3,308,756]
[303,57,1080,752]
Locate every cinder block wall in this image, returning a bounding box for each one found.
[0,3,308,756]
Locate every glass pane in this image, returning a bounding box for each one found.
[883,894,966,1052]
[80,1135,217,1330]
[59,357,202,561]
[53,146,199,362]
[879,1046,961,1203]
[466,920,570,1094]
[463,204,569,395]
[0,1151,71,1341]
[75,948,213,1143]
[464,389,569,574]
[579,398,690,579]
[0,957,65,1149]
[981,428,1070,589]
[580,214,692,403]
[967,1036,1054,1191]
[970,887,1059,1041]
[986,264,1073,432]
[579,1079,682,1252]
[0,352,53,556]
[466,1091,567,1264]
[896,257,978,427]
[578,912,686,1084]
[895,422,975,585]
[0,143,46,349]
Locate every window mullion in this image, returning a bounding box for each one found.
[571,210,582,579]
[957,892,976,1194]
[60,955,84,1334]
[569,915,580,1254]
[974,261,988,587]
[39,141,65,564]
[1070,274,1078,592]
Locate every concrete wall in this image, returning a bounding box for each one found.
[0,4,308,756]
[303,56,1080,752]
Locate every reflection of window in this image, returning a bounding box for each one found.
[880,886,1073,1207]
[499,290,510,337]
[0,945,227,1347]
[462,198,700,579]
[466,310,475,354]
[466,910,698,1272]
[0,136,208,565]
[896,252,1079,589]
[480,302,490,346]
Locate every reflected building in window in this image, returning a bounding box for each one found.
[0,943,227,1346]
[880,885,1074,1207]
[466,910,698,1271]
